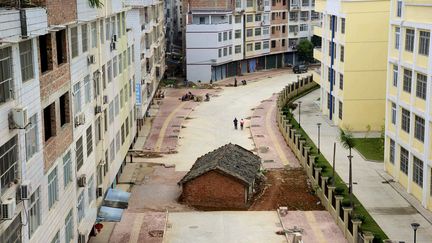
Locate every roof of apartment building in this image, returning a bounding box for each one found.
[179,143,261,186]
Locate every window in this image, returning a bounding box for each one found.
[263,41,269,49]
[48,167,59,209]
[84,75,91,104]
[263,27,269,35]
[400,147,408,174]
[109,101,114,124]
[120,89,124,108]
[199,17,205,24]
[282,39,286,47]
[389,139,395,164]
[229,31,232,40]
[229,46,232,55]
[95,116,101,143]
[116,131,120,151]
[395,27,400,49]
[282,25,286,33]
[91,22,97,48]
[121,124,125,144]
[19,40,34,81]
[110,140,115,162]
[338,101,343,119]
[55,29,67,66]
[403,69,412,93]
[300,24,308,31]
[271,40,276,48]
[77,191,85,222]
[405,29,414,52]
[88,175,95,204]
[235,15,241,23]
[86,125,93,156]
[93,72,100,100]
[419,31,430,55]
[414,115,425,142]
[235,45,241,54]
[28,187,41,237]
[104,109,108,132]
[246,43,253,52]
[235,30,241,39]
[218,33,222,42]
[100,19,104,44]
[393,65,398,87]
[115,95,119,115]
[413,157,423,187]
[0,136,18,192]
[401,108,410,133]
[247,0,253,7]
[118,53,123,73]
[76,137,84,171]
[247,29,253,37]
[39,34,53,73]
[255,42,261,50]
[113,56,118,77]
[341,18,345,34]
[255,28,261,36]
[60,92,70,126]
[247,14,253,23]
[416,73,427,100]
[81,24,88,53]
[397,0,402,17]
[255,14,262,22]
[63,151,72,188]
[65,209,74,243]
[107,60,112,83]
[339,74,343,90]
[26,114,38,160]
[0,47,13,103]
[43,103,56,141]
[117,13,121,36]
[51,231,60,243]
[73,82,82,113]
[223,48,227,56]
[340,45,344,62]
[391,102,396,124]
[223,32,227,41]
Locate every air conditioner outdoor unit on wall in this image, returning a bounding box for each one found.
[77,175,87,187]
[1,198,16,220]
[97,186,103,198]
[87,55,96,65]
[10,107,29,129]
[111,42,117,51]
[74,113,86,127]
[112,34,118,42]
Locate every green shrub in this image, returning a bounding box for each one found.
[334,186,345,195]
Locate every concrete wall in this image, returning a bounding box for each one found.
[182,170,247,209]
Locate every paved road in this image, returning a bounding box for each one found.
[294,89,432,243]
[148,72,308,171]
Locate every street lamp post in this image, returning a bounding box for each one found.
[411,223,420,243]
[298,101,302,128]
[317,123,321,154]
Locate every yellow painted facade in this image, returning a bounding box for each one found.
[313,0,390,132]
[384,0,432,211]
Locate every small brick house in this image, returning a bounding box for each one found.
[178,143,262,209]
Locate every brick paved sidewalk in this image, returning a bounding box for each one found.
[250,94,299,169]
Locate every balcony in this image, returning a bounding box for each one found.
[313,47,322,62]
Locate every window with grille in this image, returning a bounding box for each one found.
[63,151,72,187]
[86,125,93,156]
[88,175,95,204]
[84,75,91,104]
[19,40,34,81]
[0,47,13,104]
[405,29,414,52]
[76,137,84,171]
[395,27,400,49]
[255,28,261,36]
[65,209,74,243]
[414,115,425,142]
[400,147,408,175]
[28,187,41,237]
[397,0,402,17]
[416,73,427,100]
[110,140,115,162]
[0,136,18,192]
[419,31,430,55]
[391,102,396,124]
[401,108,410,133]
[341,18,345,34]
[403,68,412,93]
[113,56,118,78]
[338,101,343,119]
[263,41,269,49]
[73,82,82,114]
[389,139,395,164]
[393,65,398,86]
[26,114,39,160]
[48,167,59,209]
[77,191,85,222]
[235,30,241,39]
[413,157,423,187]
[340,45,344,62]
[339,74,343,90]
[255,42,261,50]
[115,95,120,116]
[91,22,97,48]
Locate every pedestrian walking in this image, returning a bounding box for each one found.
[234,77,238,87]
[233,118,238,130]
[240,119,244,130]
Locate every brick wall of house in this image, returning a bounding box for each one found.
[181,170,247,209]
[33,0,77,25]
[188,0,233,11]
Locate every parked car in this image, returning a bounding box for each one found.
[293,64,308,74]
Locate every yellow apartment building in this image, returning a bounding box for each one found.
[312,0,390,132]
[384,0,432,211]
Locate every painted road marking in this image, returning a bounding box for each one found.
[265,101,290,165]
[154,102,187,152]
[129,214,145,243]
[305,211,327,243]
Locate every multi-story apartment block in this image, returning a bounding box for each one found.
[0,0,165,242]
[126,0,166,125]
[184,0,320,82]
[384,0,432,212]
[312,0,390,132]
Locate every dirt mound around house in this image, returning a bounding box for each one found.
[249,168,324,211]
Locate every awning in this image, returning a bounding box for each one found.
[103,188,131,209]
[97,206,124,222]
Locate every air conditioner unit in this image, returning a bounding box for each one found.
[11,107,29,129]
[103,95,108,104]
[97,186,103,198]
[87,55,96,65]
[112,34,118,42]
[78,233,86,243]
[74,114,85,127]
[1,198,16,220]
[94,106,102,114]
[20,181,31,200]
[110,42,117,51]
[77,175,87,187]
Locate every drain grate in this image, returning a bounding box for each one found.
[168,135,178,138]
[252,115,261,118]
[171,125,180,127]
[264,160,274,163]
[251,125,260,127]
[256,135,264,137]
[176,116,185,118]
[173,129,180,132]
